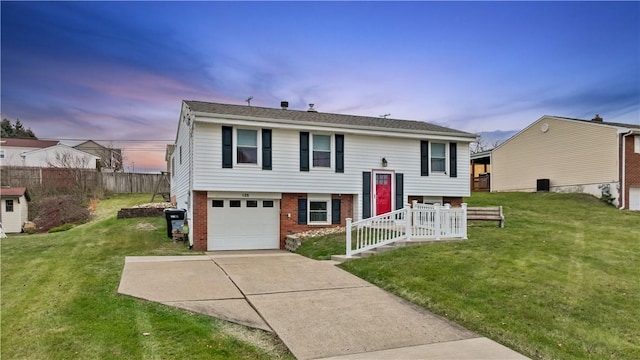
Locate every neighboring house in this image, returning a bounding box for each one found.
[21,144,99,169]
[491,115,640,210]
[0,186,30,233]
[470,150,491,191]
[0,138,59,166]
[171,100,476,251]
[74,140,123,172]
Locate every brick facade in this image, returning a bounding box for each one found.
[192,190,208,251]
[279,193,353,248]
[621,134,640,209]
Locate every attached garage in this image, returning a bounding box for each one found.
[630,187,640,211]
[207,194,280,251]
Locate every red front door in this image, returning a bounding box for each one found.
[375,173,392,215]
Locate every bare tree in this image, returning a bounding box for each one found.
[470,136,501,154]
[46,151,96,196]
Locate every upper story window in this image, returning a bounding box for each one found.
[431,143,446,173]
[312,134,331,168]
[5,199,14,212]
[236,129,258,164]
[0,149,5,159]
[635,135,640,154]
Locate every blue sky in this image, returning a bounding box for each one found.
[2,1,639,171]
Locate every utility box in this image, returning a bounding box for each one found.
[164,208,187,238]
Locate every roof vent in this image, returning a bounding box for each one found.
[307,104,317,113]
[591,114,603,122]
[280,101,289,110]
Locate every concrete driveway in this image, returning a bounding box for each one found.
[118,251,528,360]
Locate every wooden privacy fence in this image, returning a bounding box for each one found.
[0,166,169,194]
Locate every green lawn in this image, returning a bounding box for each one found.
[299,192,640,359]
[1,194,291,360]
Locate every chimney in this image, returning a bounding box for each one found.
[307,104,317,113]
[591,114,603,122]
[280,101,289,110]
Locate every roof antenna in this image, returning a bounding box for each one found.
[380,113,391,118]
[245,96,253,106]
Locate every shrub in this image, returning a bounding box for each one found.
[48,224,75,233]
[32,195,91,232]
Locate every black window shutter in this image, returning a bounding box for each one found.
[362,172,371,218]
[449,142,457,178]
[335,134,344,173]
[331,198,341,224]
[222,126,233,168]
[298,198,307,224]
[262,129,272,170]
[300,132,309,172]
[420,140,429,176]
[395,173,404,210]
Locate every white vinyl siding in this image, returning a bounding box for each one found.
[492,117,619,192]
[191,123,470,220]
[172,102,195,214]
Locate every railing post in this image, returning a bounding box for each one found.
[461,203,468,239]
[404,205,413,241]
[434,204,441,240]
[346,218,353,258]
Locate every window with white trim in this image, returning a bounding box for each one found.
[635,135,640,154]
[312,134,331,168]
[308,195,331,224]
[236,129,258,164]
[431,142,446,173]
[0,149,5,159]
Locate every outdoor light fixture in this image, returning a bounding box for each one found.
[381,157,388,167]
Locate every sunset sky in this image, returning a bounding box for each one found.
[2,1,639,172]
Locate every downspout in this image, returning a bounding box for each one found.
[619,129,633,210]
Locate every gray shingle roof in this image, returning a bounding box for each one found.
[184,100,476,138]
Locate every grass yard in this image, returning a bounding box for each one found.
[1,194,291,360]
[298,192,640,359]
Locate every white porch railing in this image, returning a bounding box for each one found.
[345,202,467,258]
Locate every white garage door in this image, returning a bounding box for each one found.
[630,187,640,211]
[208,199,280,250]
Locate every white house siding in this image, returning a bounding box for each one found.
[191,122,470,220]
[1,146,40,166]
[172,104,194,216]
[492,117,619,194]
[21,145,98,168]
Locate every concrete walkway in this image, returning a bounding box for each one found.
[118,251,528,360]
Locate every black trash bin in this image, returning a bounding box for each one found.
[164,208,187,238]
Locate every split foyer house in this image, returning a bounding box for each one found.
[0,186,30,233]
[170,100,476,251]
[491,115,640,210]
